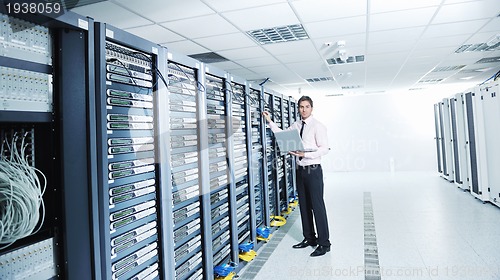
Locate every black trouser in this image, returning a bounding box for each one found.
[296,164,330,247]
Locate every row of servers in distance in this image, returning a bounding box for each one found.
[0,11,299,280]
[434,79,500,208]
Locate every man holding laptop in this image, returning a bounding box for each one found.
[262,95,331,257]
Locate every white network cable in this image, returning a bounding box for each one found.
[0,132,46,250]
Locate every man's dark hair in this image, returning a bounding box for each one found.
[298,95,313,107]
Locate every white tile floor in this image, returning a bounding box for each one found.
[238,171,500,280]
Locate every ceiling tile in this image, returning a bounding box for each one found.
[114,0,214,22]
[292,0,366,23]
[369,7,438,31]
[161,14,239,39]
[221,3,299,31]
[217,47,270,60]
[263,40,317,56]
[479,17,500,33]
[432,0,500,24]
[369,27,425,45]
[125,24,184,43]
[276,51,322,64]
[287,61,330,76]
[422,21,489,38]
[367,40,416,55]
[235,56,280,68]
[370,0,442,14]
[305,16,366,38]
[162,40,209,55]
[202,0,287,12]
[192,33,257,51]
[72,2,152,28]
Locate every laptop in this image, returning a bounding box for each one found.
[274,129,317,155]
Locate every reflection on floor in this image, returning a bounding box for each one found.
[238,171,500,280]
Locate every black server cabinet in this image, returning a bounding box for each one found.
[229,76,253,258]
[0,12,96,280]
[248,86,266,231]
[166,52,204,280]
[204,66,235,274]
[93,23,165,280]
[263,90,276,218]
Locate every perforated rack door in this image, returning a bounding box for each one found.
[167,58,204,280]
[94,23,163,280]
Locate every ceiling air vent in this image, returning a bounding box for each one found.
[418,78,444,84]
[188,52,229,63]
[325,93,344,97]
[475,56,500,64]
[247,24,309,45]
[455,42,500,53]
[341,85,362,89]
[432,65,466,72]
[305,77,333,83]
[326,55,365,65]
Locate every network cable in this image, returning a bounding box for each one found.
[0,132,46,250]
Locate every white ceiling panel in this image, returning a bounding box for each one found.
[162,40,209,55]
[217,47,270,61]
[276,51,323,64]
[72,2,152,29]
[125,24,183,43]
[369,7,438,31]
[369,27,425,45]
[423,20,490,38]
[369,0,442,15]
[305,16,366,38]
[432,0,500,24]
[479,17,500,33]
[221,3,299,31]
[367,40,416,55]
[202,0,287,12]
[287,61,331,76]
[161,14,239,39]
[263,40,317,56]
[235,57,280,68]
[415,34,471,50]
[115,0,214,22]
[292,0,366,23]
[193,33,257,51]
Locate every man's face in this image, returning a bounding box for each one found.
[299,100,313,120]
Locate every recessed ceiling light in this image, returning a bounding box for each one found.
[459,76,475,80]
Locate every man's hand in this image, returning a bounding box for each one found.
[289,151,305,157]
[262,111,272,123]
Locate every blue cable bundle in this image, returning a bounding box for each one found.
[238,242,254,252]
[256,226,271,238]
[214,262,237,277]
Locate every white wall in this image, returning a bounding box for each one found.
[287,85,474,172]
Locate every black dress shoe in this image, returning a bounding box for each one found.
[310,245,330,257]
[292,240,317,249]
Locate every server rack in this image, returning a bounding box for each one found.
[263,90,277,218]
[288,97,298,203]
[248,85,267,233]
[439,98,454,182]
[451,92,469,190]
[463,88,489,202]
[480,82,500,207]
[433,103,443,174]
[93,23,164,280]
[204,66,236,276]
[166,51,205,280]
[228,75,253,260]
[0,12,96,280]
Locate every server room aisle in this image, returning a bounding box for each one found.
[238,172,500,280]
